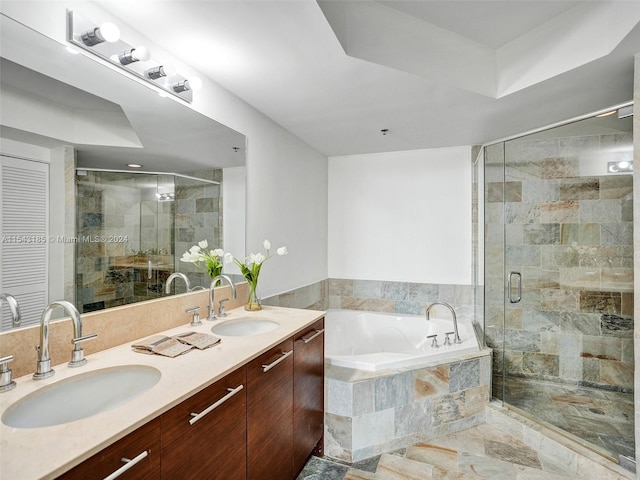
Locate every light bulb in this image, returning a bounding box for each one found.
[162,63,177,76]
[133,45,151,62]
[619,161,629,169]
[99,22,121,43]
[188,76,202,91]
[80,22,121,46]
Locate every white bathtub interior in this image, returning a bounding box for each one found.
[324,310,480,371]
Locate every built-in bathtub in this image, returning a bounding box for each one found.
[325,309,480,371]
[323,309,492,463]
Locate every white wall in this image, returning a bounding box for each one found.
[328,146,472,285]
[0,1,328,298]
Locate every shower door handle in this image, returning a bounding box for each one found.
[508,271,522,304]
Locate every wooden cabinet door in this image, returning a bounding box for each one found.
[247,338,294,480]
[56,418,160,480]
[293,318,325,475]
[160,366,246,480]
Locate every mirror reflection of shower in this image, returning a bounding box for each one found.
[75,169,222,313]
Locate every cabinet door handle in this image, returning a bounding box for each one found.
[300,329,324,344]
[508,271,522,304]
[189,384,244,425]
[261,350,293,373]
[103,451,148,480]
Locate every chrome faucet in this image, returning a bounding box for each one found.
[208,275,236,321]
[0,294,21,327]
[425,302,462,344]
[165,272,192,294]
[33,300,96,380]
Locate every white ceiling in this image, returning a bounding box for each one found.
[99,0,640,156]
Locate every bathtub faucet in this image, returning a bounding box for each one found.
[425,302,462,344]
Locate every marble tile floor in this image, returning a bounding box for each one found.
[297,423,590,479]
[493,375,635,461]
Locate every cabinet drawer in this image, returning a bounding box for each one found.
[161,366,247,479]
[57,418,160,480]
[161,366,246,447]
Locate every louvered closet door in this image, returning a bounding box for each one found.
[0,155,49,330]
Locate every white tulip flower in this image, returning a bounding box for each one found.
[212,248,224,257]
[277,246,288,256]
[198,239,208,249]
[263,239,271,250]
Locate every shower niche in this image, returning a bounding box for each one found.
[75,169,222,313]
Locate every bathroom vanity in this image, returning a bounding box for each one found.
[0,307,325,480]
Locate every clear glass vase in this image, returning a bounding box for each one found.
[245,281,262,311]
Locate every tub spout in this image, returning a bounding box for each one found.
[425,302,461,344]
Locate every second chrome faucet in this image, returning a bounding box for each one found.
[208,275,236,321]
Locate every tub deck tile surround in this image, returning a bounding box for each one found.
[325,350,492,463]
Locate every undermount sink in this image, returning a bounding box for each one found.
[2,365,161,429]
[211,318,279,336]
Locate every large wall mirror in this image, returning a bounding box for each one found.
[0,14,246,329]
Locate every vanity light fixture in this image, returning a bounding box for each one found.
[127,163,143,168]
[67,10,198,103]
[80,21,120,46]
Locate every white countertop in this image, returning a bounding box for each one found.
[0,306,325,480]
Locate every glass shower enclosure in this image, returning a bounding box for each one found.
[75,169,222,313]
[482,106,634,464]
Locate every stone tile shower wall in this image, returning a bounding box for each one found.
[173,170,223,289]
[485,134,634,392]
[76,171,166,312]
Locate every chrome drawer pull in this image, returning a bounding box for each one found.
[301,329,324,344]
[103,451,148,480]
[189,384,244,425]
[261,350,293,373]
